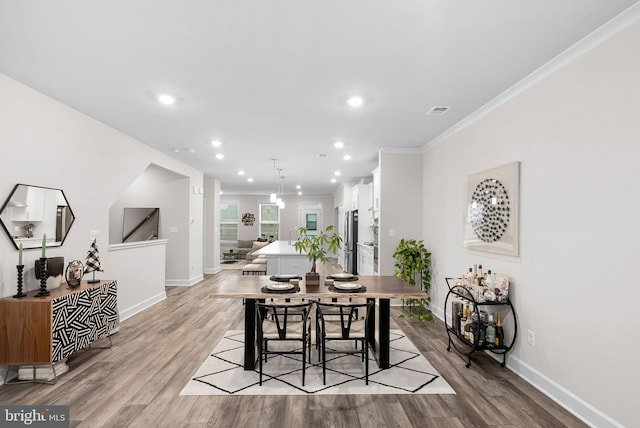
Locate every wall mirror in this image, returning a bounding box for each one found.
[0,184,76,250]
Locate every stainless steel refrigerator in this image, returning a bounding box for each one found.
[344,210,358,274]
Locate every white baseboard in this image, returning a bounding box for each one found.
[119,291,167,322]
[204,267,221,274]
[430,303,623,428]
[0,366,18,385]
[165,274,203,287]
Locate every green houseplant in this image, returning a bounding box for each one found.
[294,225,342,285]
[392,238,434,322]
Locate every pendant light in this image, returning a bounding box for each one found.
[277,169,285,209]
[270,159,277,203]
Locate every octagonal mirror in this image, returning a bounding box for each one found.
[0,184,76,250]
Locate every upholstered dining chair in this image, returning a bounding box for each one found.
[256,301,314,386]
[316,300,374,385]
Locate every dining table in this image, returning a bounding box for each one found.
[209,275,428,370]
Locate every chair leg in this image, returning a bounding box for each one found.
[259,340,263,386]
[322,337,327,385]
[365,339,369,385]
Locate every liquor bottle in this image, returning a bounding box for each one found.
[486,269,495,289]
[470,311,479,345]
[464,311,472,342]
[495,313,504,347]
[460,304,467,336]
[485,314,495,348]
[465,268,473,287]
[477,264,484,279]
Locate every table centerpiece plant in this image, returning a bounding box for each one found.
[294,225,342,285]
[392,238,434,322]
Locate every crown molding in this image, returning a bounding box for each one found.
[422,2,640,153]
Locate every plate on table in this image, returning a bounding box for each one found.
[334,282,362,290]
[267,282,295,291]
[331,273,356,281]
[270,274,301,282]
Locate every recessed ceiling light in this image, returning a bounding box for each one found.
[238,170,245,176]
[296,185,301,189]
[215,153,224,160]
[347,96,364,108]
[157,93,176,105]
[211,140,222,147]
[334,171,341,176]
[334,141,344,149]
[298,191,302,195]
[247,177,254,183]
[343,154,352,161]
[219,191,224,195]
[331,178,337,183]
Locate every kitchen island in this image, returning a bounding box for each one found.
[252,240,310,276]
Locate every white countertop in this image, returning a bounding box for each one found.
[253,240,306,256]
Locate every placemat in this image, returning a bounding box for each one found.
[328,285,367,293]
[261,285,301,294]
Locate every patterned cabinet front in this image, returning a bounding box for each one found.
[51,280,119,362]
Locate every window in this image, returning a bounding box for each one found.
[259,203,279,240]
[305,213,317,231]
[220,201,239,241]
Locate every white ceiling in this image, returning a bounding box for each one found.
[1,1,637,195]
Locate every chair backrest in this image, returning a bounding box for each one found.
[256,301,313,340]
[316,301,373,339]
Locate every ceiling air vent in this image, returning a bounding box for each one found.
[426,106,451,116]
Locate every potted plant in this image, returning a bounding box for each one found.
[293,225,342,285]
[392,238,434,322]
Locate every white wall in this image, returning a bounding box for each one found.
[422,19,640,428]
[0,73,203,306]
[204,177,221,274]
[109,164,191,282]
[220,194,335,244]
[378,150,423,276]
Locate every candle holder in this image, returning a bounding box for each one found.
[13,264,27,298]
[35,257,50,297]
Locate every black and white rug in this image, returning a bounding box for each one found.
[180,330,455,395]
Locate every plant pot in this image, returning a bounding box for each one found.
[305,272,320,286]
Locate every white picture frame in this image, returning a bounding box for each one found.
[463,161,520,256]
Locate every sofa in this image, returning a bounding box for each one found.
[233,239,270,260]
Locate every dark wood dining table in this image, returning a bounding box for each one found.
[209,275,428,370]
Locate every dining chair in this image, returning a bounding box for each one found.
[256,301,314,386]
[316,300,374,385]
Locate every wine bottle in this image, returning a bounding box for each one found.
[495,313,504,347]
[485,314,495,348]
[460,304,467,336]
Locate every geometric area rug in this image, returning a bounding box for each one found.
[180,330,456,395]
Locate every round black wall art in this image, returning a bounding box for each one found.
[469,178,510,243]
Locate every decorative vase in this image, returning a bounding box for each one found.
[35,257,50,297]
[305,272,320,286]
[13,264,27,298]
[65,260,84,288]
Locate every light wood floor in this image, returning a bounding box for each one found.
[0,262,587,427]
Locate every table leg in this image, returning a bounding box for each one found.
[244,298,256,370]
[378,298,390,369]
[367,298,376,352]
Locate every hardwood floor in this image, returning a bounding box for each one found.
[0,262,587,427]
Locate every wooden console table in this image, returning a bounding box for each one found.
[0,280,119,382]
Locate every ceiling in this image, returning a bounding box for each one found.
[1,1,637,196]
